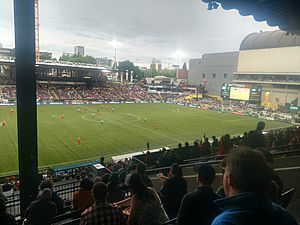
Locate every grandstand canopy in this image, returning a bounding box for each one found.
[202,0,300,35]
[240,30,300,50]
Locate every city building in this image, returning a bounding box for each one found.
[74,46,85,56]
[96,57,113,66]
[177,62,189,84]
[189,52,239,95]
[62,52,74,57]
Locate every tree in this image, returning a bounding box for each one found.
[59,54,97,64]
[118,60,145,80]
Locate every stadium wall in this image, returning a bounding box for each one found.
[237,46,300,74]
[188,52,239,95]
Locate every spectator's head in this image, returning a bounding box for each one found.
[170,163,183,178]
[39,179,53,190]
[109,172,120,185]
[92,182,107,201]
[80,178,93,190]
[197,164,216,187]
[224,134,230,140]
[93,176,102,184]
[101,173,110,184]
[256,121,266,131]
[223,147,273,197]
[39,188,52,201]
[125,174,152,200]
[136,163,146,176]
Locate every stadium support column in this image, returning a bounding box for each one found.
[14,0,39,216]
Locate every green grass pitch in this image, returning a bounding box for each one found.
[0,103,290,175]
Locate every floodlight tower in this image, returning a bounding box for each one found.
[174,50,185,78]
[110,40,120,71]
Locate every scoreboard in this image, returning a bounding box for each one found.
[221,83,262,103]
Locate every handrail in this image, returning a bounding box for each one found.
[146,148,300,175]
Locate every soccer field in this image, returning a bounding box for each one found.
[0,103,290,175]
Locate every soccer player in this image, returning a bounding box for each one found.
[2,120,6,128]
[112,108,115,112]
[10,108,14,116]
[52,114,56,119]
[144,117,147,122]
[61,114,64,120]
[77,108,80,113]
[100,119,104,124]
[129,113,132,117]
[92,112,95,117]
[77,136,81,147]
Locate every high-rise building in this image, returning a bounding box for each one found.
[74,46,85,56]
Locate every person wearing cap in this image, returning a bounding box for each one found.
[126,174,168,225]
[176,164,221,225]
[24,188,57,224]
[73,178,94,210]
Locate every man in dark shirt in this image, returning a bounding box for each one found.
[176,164,221,225]
[25,188,57,224]
[247,121,266,148]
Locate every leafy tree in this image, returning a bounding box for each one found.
[118,60,145,80]
[40,52,52,60]
[59,54,97,64]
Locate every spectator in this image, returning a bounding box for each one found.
[176,164,221,225]
[215,159,226,198]
[160,163,187,218]
[126,174,168,225]
[107,173,125,203]
[24,188,57,224]
[136,163,153,187]
[80,182,126,225]
[212,147,298,225]
[0,186,7,202]
[211,136,219,154]
[201,138,211,155]
[73,178,94,210]
[39,179,64,214]
[247,121,266,148]
[0,199,17,225]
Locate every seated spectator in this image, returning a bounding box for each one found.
[176,164,221,225]
[80,182,126,225]
[126,174,169,225]
[212,147,298,225]
[73,178,94,210]
[136,163,153,187]
[160,163,187,218]
[107,172,125,203]
[215,159,226,198]
[0,185,7,202]
[24,188,57,224]
[0,199,17,225]
[40,179,64,214]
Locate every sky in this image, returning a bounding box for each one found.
[0,0,277,68]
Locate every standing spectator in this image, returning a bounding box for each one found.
[160,163,187,218]
[126,174,168,225]
[136,163,153,187]
[24,188,57,224]
[39,179,64,214]
[73,178,94,210]
[176,164,221,225]
[80,182,126,225]
[212,147,298,225]
[201,138,211,155]
[0,199,17,225]
[211,136,219,154]
[247,121,266,148]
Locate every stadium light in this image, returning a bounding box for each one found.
[174,50,185,77]
[110,40,121,71]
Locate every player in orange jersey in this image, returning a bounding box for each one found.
[10,108,14,115]
[61,114,64,120]
[2,120,6,128]
[77,136,81,147]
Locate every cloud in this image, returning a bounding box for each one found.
[1,0,277,67]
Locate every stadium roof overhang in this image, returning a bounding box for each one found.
[201,0,300,35]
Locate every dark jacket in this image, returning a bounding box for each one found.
[212,192,298,225]
[176,186,221,225]
[161,177,187,218]
[25,199,57,224]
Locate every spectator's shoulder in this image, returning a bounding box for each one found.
[271,203,298,225]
